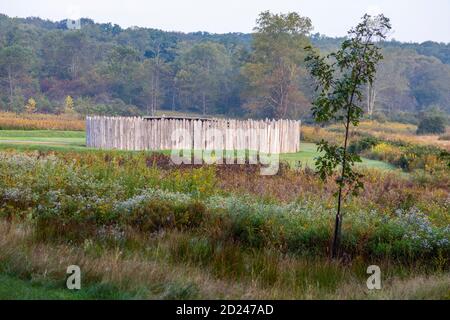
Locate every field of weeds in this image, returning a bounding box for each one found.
[0,150,448,299]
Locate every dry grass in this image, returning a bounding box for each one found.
[301,125,345,144]
[307,121,450,150]
[368,132,450,150]
[1,220,448,299]
[335,274,450,300]
[356,121,417,134]
[216,167,449,223]
[0,112,85,131]
[0,220,252,299]
[353,121,449,150]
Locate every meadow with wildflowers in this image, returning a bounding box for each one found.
[0,147,448,299]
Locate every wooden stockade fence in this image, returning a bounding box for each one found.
[86,116,301,154]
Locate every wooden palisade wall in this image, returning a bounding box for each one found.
[86,116,301,154]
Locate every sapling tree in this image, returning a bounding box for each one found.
[305,14,391,259]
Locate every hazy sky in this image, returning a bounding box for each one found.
[1,0,449,43]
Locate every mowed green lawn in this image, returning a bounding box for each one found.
[281,142,395,170]
[0,130,87,151]
[0,130,395,170]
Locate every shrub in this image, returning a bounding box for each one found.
[34,192,207,242]
[363,140,448,172]
[371,112,388,123]
[416,115,447,135]
[0,151,448,262]
[369,142,403,164]
[160,282,200,300]
[122,200,206,233]
[348,136,380,154]
[389,112,419,125]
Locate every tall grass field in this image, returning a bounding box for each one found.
[0,114,448,299]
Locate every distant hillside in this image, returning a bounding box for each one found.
[0,13,449,120]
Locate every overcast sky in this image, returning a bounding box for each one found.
[1,0,449,43]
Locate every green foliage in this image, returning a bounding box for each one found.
[9,94,26,113]
[364,140,449,172]
[416,114,447,135]
[25,98,37,114]
[0,151,448,262]
[74,96,141,116]
[306,14,391,257]
[174,42,232,115]
[160,282,200,300]
[241,11,312,119]
[123,200,206,233]
[348,135,380,154]
[315,140,364,193]
[0,274,136,299]
[64,96,74,113]
[306,14,391,193]
[0,13,449,118]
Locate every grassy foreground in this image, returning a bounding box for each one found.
[0,124,448,299]
[1,220,449,300]
[0,273,133,300]
[0,147,448,299]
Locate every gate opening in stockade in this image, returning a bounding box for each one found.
[86,116,301,154]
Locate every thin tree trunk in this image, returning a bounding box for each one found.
[332,111,351,258]
[331,35,373,259]
[367,83,377,118]
[8,67,13,108]
[202,92,206,115]
[172,91,176,111]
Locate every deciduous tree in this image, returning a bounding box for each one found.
[175,42,231,115]
[25,97,37,113]
[242,11,313,119]
[305,14,391,259]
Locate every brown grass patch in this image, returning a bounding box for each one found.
[0,112,85,131]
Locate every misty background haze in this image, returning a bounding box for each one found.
[1,0,449,43]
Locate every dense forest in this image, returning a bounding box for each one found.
[0,12,449,121]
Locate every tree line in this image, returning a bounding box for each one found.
[0,12,449,121]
